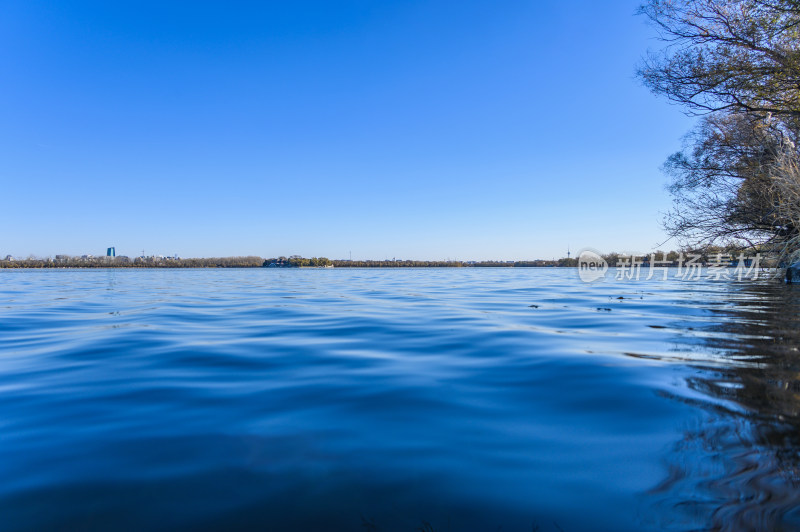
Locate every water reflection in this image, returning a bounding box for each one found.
[650,282,800,531]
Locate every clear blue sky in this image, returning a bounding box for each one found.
[1,1,693,260]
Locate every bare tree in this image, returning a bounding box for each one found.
[639,0,800,121]
[767,142,800,261]
[639,0,800,261]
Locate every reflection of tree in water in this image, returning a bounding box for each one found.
[649,282,800,531]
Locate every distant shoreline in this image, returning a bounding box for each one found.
[0,261,579,269]
[1,253,769,270]
[1,256,580,269]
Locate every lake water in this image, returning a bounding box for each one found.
[1,268,799,531]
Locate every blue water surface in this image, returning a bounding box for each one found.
[1,268,799,531]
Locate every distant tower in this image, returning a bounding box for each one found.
[107,247,115,258]
[567,246,571,259]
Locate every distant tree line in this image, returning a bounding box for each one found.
[1,256,583,269]
[6,251,760,269]
[331,260,465,268]
[0,256,265,268]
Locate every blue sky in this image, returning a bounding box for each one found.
[1,1,694,260]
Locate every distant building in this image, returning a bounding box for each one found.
[263,258,295,268]
[107,247,115,258]
[3,255,13,261]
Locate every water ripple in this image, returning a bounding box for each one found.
[1,268,799,530]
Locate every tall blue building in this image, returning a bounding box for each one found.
[107,247,115,258]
